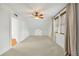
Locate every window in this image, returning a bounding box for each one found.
[54,16,59,33]
[60,11,66,34]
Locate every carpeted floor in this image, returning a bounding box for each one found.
[2,36,64,56]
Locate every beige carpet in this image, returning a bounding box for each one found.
[2,36,64,56]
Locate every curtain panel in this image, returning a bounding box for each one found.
[65,3,77,56]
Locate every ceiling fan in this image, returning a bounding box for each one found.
[32,10,44,20]
[8,4,51,19]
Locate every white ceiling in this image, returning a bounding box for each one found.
[2,3,67,19]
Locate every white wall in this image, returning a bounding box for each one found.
[11,17,19,43]
[0,5,10,55]
[18,20,29,42]
[11,17,30,44]
[25,17,52,36]
[48,19,52,37]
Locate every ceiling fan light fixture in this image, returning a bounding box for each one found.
[34,16,44,20]
[35,17,40,19]
[32,9,44,20]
